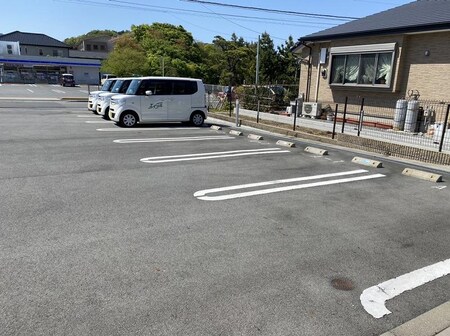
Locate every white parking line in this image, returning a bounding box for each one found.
[77,115,98,118]
[52,89,66,94]
[27,89,34,93]
[28,84,37,87]
[85,120,113,124]
[96,127,201,131]
[194,170,385,201]
[114,136,234,143]
[361,258,450,318]
[141,148,289,163]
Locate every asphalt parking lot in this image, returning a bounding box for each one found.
[0,86,449,336]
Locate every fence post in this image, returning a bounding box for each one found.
[256,100,260,123]
[357,98,365,137]
[292,98,298,131]
[235,99,240,127]
[341,96,348,134]
[438,104,450,152]
[332,103,338,139]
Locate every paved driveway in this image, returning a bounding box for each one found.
[0,94,449,335]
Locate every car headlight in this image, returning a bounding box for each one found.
[112,99,124,106]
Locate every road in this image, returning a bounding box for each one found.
[0,85,449,336]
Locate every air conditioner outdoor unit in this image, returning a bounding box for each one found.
[302,102,322,118]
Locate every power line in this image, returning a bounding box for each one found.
[180,0,360,21]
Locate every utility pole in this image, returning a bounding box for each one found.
[255,35,260,122]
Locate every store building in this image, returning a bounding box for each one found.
[0,31,101,84]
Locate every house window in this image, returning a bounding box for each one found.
[53,49,58,56]
[93,45,98,50]
[100,45,105,51]
[329,43,395,87]
[39,49,43,56]
[86,44,92,51]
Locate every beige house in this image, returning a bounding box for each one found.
[292,0,450,104]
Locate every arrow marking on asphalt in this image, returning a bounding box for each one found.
[360,258,450,318]
[141,148,289,163]
[194,170,384,201]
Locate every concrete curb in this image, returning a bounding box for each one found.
[380,301,450,336]
[60,97,88,102]
[402,168,443,182]
[207,112,450,167]
[276,140,295,148]
[229,130,243,136]
[305,146,328,156]
[210,125,222,131]
[248,134,263,140]
[352,156,383,168]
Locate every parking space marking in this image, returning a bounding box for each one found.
[194,170,385,201]
[141,148,289,163]
[85,120,113,124]
[114,136,235,144]
[27,89,34,93]
[96,127,202,131]
[52,89,66,94]
[361,258,450,318]
[77,115,98,118]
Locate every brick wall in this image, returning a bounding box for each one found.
[401,31,450,100]
[296,31,450,104]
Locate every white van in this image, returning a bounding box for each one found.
[109,77,207,127]
[96,78,133,119]
[100,74,117,85]
[88,78,117,113]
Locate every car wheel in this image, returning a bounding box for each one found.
[190,111,204,126]
[120,111,138,127]
[102,108,110,120]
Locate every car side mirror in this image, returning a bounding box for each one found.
[145,90,153,96]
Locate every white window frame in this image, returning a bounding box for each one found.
[329,43,396,88]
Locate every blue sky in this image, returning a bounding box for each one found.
[2,0,412,45]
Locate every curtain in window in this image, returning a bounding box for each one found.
[330,55,345,84]
[359,54,375,84]
[376,53,392,85]
[344,55,359,83]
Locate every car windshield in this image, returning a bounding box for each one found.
[126,79,142,95]
[101,80,115,91]
[111,80,124,93]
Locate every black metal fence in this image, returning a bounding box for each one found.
[326,96,450,154]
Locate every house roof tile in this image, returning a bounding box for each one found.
[0,31,69,48]
[300,0,450,42]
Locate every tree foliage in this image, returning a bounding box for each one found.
[67,24,301,86]
[101,34,149,76]
[64,29,124,48]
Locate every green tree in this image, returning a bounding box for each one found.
[130,23,202,77]
[64,30,123,48]
[259,32,280,84]
[101,35,149,76]
[277,35,299,84]
[211,35,254,86]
